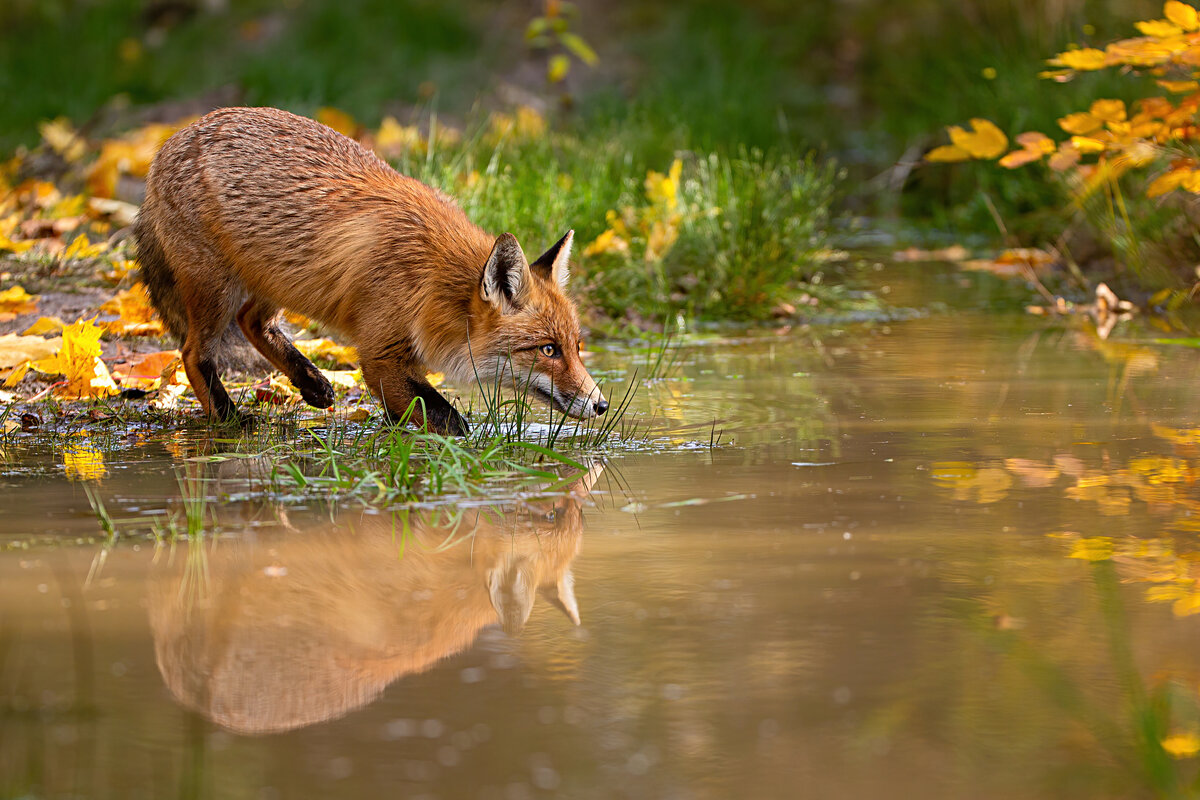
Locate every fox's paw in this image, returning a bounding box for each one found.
[298,374,335,409]
[430,406,471,437]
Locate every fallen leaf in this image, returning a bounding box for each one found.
[0,285,38,319]
[32,317,119,399]
[293,337,359,366]
[22,316,66,336]
[100,283,164,336]
[0,332,62,369]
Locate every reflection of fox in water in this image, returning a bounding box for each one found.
[150,465,601,735]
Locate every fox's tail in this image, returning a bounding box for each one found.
[133,208,267,372]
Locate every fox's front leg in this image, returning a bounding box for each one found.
[359,351,469,436]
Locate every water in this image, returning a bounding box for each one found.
[5,262,1200,799]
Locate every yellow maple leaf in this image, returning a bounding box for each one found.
[1166,0,1200,31]
[32,317,119,399]
[1052,47,1109,71]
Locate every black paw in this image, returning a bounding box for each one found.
[298,375,335,409]
[430,406,470,437]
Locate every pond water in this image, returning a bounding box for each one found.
[5,261,1200,799]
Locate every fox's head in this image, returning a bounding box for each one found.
[475,230,607,419]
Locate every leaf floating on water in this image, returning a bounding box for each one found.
[1068,537,1114,562]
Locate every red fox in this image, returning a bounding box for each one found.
[149,463,602,735]
[134,107,607,434]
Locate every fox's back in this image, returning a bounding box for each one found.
[144,106,493,330]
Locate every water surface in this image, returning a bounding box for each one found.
[5,262,1200,799]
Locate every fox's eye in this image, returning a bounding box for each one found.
[540,343,559,358]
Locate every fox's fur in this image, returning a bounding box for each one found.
[134,106,605,433]
[149,464,601,735]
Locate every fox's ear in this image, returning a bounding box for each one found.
[539,568,581,625]
[481,233,531,312]
[529,230,573,289]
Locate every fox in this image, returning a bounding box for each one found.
[148,463,602,735]
[133,106,607,434]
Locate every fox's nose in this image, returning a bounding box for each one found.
[594,399,609,415]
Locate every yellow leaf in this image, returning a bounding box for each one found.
[1162,732,1200,758]
[293,337,359,366]
[316,107,359,138]
[548,53,570,83]
[425,371,445,388]
[3,361,30,388]
[38,118,87,162]
[374,116,425,157]
[100,283,163,335]
[1052,47,1108,71]
[999,148,1045,168]
[947,118,1008,159]
[1090,99,1127,123]
[1068,537,1113,561]
[319,368,362,391]
[1070,135,1107,154]
[1107,37,1179,65]
[0,333,61,370]
[0,234,36,255]
[1158,79,1200,92]
[1136,18,1184,37]
[0,285,38,316]
[1147,170,1185,197]
[32,317,118,399]
[62,234,107,260]
[1166,0,1199,31]
[583,227,629,256]
[1015,131,1057,153]
[925,144,972,163]
[21,316,65,336]
[1183,170,1200,192]
[63,435,106,481]
[1058,112,1102,135]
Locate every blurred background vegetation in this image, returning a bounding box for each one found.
[4,0,1193,323]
